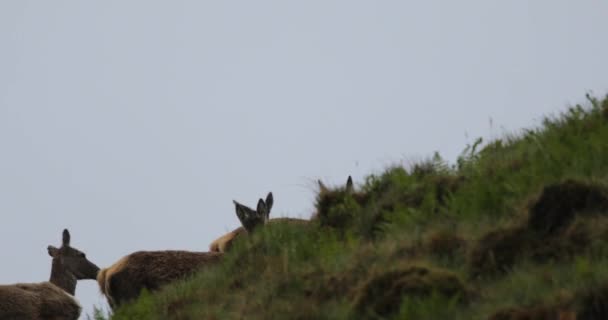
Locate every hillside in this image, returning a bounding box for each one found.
[96,94,608,320]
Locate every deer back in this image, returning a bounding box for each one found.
[98,250,223,308]
[0,282,81,320]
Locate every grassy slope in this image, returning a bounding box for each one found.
[97,95,608,320]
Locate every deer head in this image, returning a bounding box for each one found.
[318,176,354,194]
[47,229,99,293]
[234,192,274,233]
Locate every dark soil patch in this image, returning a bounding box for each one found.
[299,269,357,303]
[527,179,608,236]
[488,282,608,320]
[487,290,576,320]
[354,265,468,317]
[488,308,576,320]
[487,306,559,320]
[528,218,608,262]
[469,226,531,277]
[426,230,467,258]
[578,284,608,320]
[469,221,601,277]
[471,179,608,277]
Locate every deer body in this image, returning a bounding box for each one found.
[98,250,223,309]
[0,229,99,320]
[0,282,80,320]
[209,227,246,253]
[209,218,308,253]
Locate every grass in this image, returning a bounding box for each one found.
[92,94,608,319]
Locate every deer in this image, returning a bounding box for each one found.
[98,235,225,309]
[317,175,353,195]
[209,192,308,253]
[0,229,100,320]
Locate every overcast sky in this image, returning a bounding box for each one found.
[1,1,607,318]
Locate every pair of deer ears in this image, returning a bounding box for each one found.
[47,229,71,258]
[257,192,274,215]
[234,192,274,232]
[318,176,354,193]
[235,192,273,215]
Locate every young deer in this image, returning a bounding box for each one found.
[0,229,100,320]
[209,192,308,253]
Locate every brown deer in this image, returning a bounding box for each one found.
[313,176,372,230]
[98,245,223,309]
[209,192,307,253]
[317,175,354,195]
[0,229,100,320]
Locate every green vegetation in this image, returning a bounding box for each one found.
[94,94,608,319]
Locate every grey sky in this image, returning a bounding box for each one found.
[1,1,607,318]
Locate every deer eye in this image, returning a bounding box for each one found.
[79,253,86,258]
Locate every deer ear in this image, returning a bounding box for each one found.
[346,176,354,193]
[234,200,248,222]
[48,246,59,258]
[265,192,274,214]
[62,229,71,247]
[257,198,267,217]
[318,180,328,193]
[234,200,260,233]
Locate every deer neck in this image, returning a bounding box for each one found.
[49,258,77,295]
